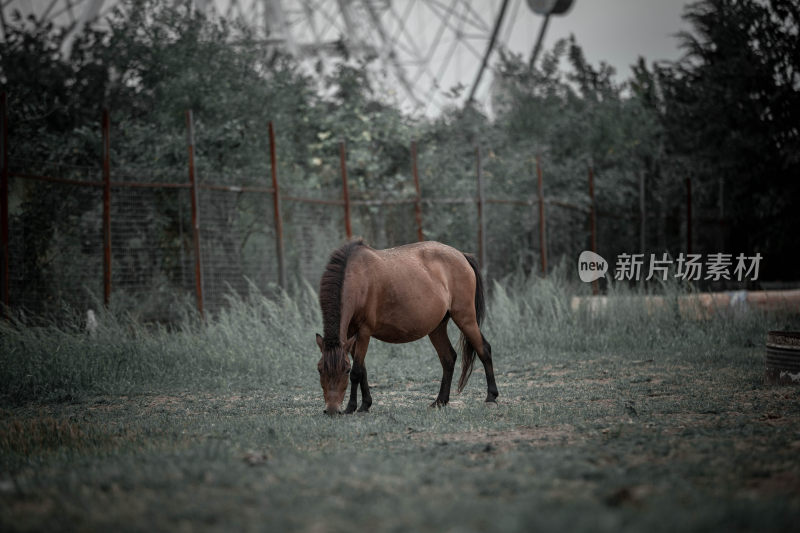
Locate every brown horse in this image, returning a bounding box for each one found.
[315,239,498,415]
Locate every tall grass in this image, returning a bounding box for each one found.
[484,263,793,361]
[1,273,794,405]
[0,280,322,403]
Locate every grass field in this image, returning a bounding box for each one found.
[2,276,800,532]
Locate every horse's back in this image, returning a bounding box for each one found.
[378,240,468,264]
[343,241,475,343]
[369,241,475,297]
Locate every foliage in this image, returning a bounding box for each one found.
[490,36,664,266]
[642,0,800,278]
[1,0,796,317]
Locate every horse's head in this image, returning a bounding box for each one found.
[315,334,355,415]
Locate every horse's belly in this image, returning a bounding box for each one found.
[371,325,429,344]
[359,258,450,344]
[370,306,443,343]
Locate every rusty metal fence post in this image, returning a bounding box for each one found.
[102,109,112,307]
[340,140,352,240]
[686,177,692,255]
[536,155,547,276]
[0,92,8,315]
[588,164,598,295]
[411,141,424,242]
[268,121,286,289]
[186,110,204,316]
[475,146,487,276]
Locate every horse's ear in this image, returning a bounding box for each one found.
[315,333,324,352]
[343,335,356,354]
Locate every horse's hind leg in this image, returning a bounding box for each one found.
[451,313,499,403]
[477,334,498,403]
[428,317,457,407]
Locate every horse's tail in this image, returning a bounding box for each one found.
[457,253,486,393]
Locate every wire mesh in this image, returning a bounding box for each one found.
[281,189,343,286]
[7,139,722,320]
[110,185,195,320]
[415,140,482,267]
[596,210,637,267]
[198,187,278,313]
[8,174,103,319]
[351,199,419,250]
[421,198,478,259]
[546,203,590,271]
[484,200,537,279]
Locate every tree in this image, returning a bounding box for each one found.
[490,37,664,271]
[658,0,800,279]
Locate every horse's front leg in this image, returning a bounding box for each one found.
[344,337,360,414]
[344,334,372,414]
[357,364,372,412]
[354,334,372,412]
[344,367,360,414]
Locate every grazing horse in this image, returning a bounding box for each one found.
[315,239,498,415]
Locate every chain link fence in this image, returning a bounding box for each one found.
[1,109,723,322]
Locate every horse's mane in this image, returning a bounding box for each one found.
[319,239,366,366]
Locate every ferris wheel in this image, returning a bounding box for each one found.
[1,0,573,114]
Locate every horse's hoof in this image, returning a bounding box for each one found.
[485,400,498,408]
[343,406,356,415]
[430,400,448,408]
[357,403,371,413]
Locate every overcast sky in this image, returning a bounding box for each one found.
[504,0,691,79]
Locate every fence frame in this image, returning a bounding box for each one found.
[411,140,424,242]
[102,109,112,307]
[588,165,598,295]
[268,121,286,289]
[1,92,9,315]
[186,110,205,316]
[536,155,547,276]
[475,146,487,275]
[339,140,352,240]
[1,99,725,318]
[686,177,693,255]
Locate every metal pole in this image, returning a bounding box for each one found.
[476,146,487,276]
[411,140,424,242]
[639,169,646,254]
[467,0,511,103]
[588,165,598,295]
[360,0,423,109]
[686,177,692,255]
[0,92,8,315]
[529,14,552,69]
[340,140,352,240]
[268,121,286,289]
[102,108,111,307]
[536,155,547,276]
[186,110,204,316]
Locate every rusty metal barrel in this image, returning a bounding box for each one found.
[765,331,800,385]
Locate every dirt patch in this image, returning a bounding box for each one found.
[145,394,186,409]
[412,424,579,453]
[744,470,800,497]
[7,497,55,517]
